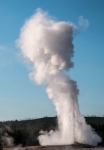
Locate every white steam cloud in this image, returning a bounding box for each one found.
[17,9,101,146]
[78,16,89,29]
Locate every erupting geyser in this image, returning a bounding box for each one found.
[17,9,101,146]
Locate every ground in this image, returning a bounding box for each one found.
[3,146,104,150]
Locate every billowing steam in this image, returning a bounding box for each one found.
[0,126,14,147]
[17,9,101,146]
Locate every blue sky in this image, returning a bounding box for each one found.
[0,0,104,120]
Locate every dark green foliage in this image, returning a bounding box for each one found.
[0,135,3,150]
[85,117,104,124]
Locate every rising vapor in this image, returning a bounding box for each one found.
[17,9,101,146]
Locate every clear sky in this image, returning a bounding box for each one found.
[0,0,104,121]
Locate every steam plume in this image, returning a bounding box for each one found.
[78,16,89,29]
[17,9,101,146]
[0,126,14,147]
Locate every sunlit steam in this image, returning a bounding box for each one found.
[17,9,101,146]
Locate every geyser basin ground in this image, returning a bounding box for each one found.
[3,145,104,150]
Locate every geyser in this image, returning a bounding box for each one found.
[17,9,101,146]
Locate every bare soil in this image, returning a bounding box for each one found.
[3,146,104,150]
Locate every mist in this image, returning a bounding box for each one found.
[17,9,101,146]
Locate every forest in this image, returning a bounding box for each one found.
[0,116,104,149]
